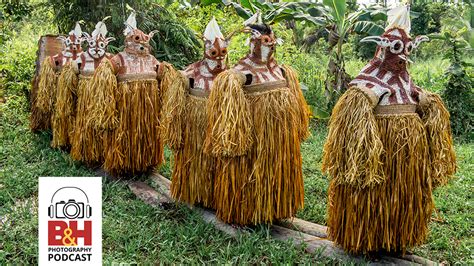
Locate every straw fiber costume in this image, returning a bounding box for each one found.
[51,23,85,149]
[322,6,456,254]
[90,12,177,176]
[162,18,230,208]
[70,20,115,165]
[206,15,310,225]
[30,35,63,132]
[35,23,84,137]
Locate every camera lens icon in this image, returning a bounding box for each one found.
[64,200,80,219]
[48,187,92,219]
[57,199,84,219]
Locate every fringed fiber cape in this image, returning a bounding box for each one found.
[70,54,113,165]
[161,72,216,208]
[205,65,310,225]
[70,75,102,165]
[32,57,58,131]
[51,61,78,149]
[89,58,178,177]
[322,87,456,254]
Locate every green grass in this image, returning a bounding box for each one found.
[297,123,474,264]
[1,93,472,264]
[1,96,340,264]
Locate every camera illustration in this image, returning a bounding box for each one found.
[48,187,92,219]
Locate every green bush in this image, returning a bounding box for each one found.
[0,4,55,101]
[46,0,200,69]
[442,63,474,141]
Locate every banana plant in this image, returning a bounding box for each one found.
[320,0,387,110]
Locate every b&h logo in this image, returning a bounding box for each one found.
[39,177,102,265]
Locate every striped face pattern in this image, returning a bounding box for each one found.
[350,28,422,106]
[58,34,83,60]
[233,26,284,85]
[183,38,229,91]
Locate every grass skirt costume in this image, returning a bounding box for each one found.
[162,18,231,208]
[206,66,309,225]
[70,21,115,165]
[33,57,58,131]
[90,57,167,176]
[162,78,217,207]
[322,6,456,254]
[70,53,113,165]
[30,36,63,132]
[51,61,79,149]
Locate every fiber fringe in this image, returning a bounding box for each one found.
[51,62,78,149]
[70,76,104,165]
[160,63,187,150]
[327,113,433,254]
[171,95,215,208]
[103,79,163,177]
[30,75,52,131]
[419,92,457,188]
[322,88,385,188]
[281,64,310,140]
[210,81,306,225]
[205,70,254,157]
[89,59,118,130]
[35,58,57,113]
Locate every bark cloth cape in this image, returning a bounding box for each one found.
[88,12,180,177]
[322,6,456,254]
[161,18,231,208]
[70,20,115,165]
[202,21,310,225]
[33,22,84,143]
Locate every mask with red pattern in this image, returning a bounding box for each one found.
[242,12,282,63]
[83,19,115,59]
[57,22,85,57]
[202,17,230,74]
[123,12,157,56]
[360,6,428,73]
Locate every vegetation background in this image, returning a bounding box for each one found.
[0,0,473,264]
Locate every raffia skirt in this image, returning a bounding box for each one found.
[171,90,215,208]
[103,79,164,177]
[70,75,105,165]
[327,112,434,254]
[213,84,305,225]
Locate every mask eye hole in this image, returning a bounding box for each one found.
[89,41,95,47]
[134,36,140,41]
[405,42,413,54]
[390,39,404,54]
[98,42,105,48]
[66,39,71,45]
[262,36,271,44]
[221,48,227,55]
[210,49,217,56]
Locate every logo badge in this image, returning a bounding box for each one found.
[39,177,102,265]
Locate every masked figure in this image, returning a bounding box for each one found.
[90,12,178,176]
[161,18,230,208]
[49,23,85,149]
[70,19,115,165]
[205,14,310,225]
[322,6,456,254]
[30,35,64,132]
[35,23,84,137]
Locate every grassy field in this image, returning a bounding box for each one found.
[1,94,472,264]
